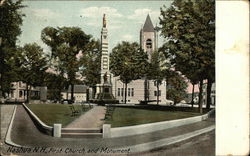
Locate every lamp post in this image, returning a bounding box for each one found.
[0,37,2,98]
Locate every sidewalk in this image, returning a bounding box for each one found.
[0,105,15,141]
[65,106,106,128]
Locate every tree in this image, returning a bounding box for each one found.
[44,72,67,102]
[110,41,149,104]
[41,26,91,101]
[159,0,215,113]
[0,0,25,97]
[79,39,101,98]
[19,43,48,103]
[147,51,165,105]
[166,70,188,104]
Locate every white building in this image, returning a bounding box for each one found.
[3,81,44,102]
[62,85,87,103]
[111,15,169,104]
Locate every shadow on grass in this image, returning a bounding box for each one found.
[112,105,211,113]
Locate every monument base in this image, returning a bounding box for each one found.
[92,83,119,105]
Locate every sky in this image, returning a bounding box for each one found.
[18,1,172,53]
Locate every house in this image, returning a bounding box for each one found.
[61,85,87,103]
[2,81,46,103]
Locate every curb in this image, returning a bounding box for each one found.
[22,103,53,135]
[117,125,215,153]
[4,105,23,147]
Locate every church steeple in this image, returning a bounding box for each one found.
[143,14,155,32]
[140,14,157,62]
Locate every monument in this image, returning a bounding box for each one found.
[94,14,118,105]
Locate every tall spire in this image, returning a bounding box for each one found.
[103,14,106,28]
[143,14,155,32]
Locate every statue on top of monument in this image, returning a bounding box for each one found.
[103,14,106,28]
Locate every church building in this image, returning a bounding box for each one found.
[111,15,169,104]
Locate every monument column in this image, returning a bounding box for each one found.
[100,14,110,84]
[94,14,117,104]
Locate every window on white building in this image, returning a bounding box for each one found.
[121,88,124,96]
[131,88,134,96]
[118,88,120,96]
[10,90,14,98]
[128,88,130,96]
[154,90,161,96]
[19,91,22,97]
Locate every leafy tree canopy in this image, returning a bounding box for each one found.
[19,43,48,87]
[0,0,25,96]
[110,41,149,84]
[41,26,91,100]
[80,39,101,87]
[159,0,215,83]
[166,70,188,104]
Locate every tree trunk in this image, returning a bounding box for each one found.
[166,78,169,99]
[66,88,68,100]
[198,80,203,114]
[86,88,89,102]
[124,82,127,104]
[144,78,147,102]
[122,82,124,103]
[206,79,212,109]
[157,81,159,105]
[71,84,74,102]
[26,83,29,103]
[92,86,96,100]
[191,83,195,108]
[58,88,62,101]
[28,85,31,103]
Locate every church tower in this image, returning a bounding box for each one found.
[140,14,158,61]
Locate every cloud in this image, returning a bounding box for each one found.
[80,7,123,18]
[128,8,160,20]
[122,34,134,41]
[31,9,60,19]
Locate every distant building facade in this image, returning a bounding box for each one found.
[62,85,87,103]
[186,82,215,105]
[3,81,45,102]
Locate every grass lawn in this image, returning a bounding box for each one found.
[26,104,91,127]
[105,105,210,127]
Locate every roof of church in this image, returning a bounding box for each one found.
[143,14,155,32]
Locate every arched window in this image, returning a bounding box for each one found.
[146,39,152,49]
